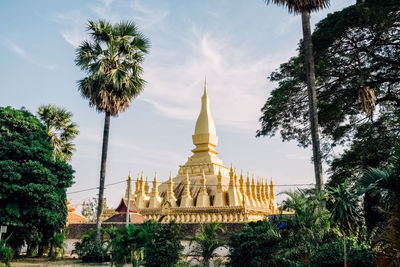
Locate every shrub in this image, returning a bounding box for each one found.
[0,238,13,267]
[144,221,184,267]
[228,220,281,267]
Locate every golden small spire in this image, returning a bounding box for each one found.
[214,169,225,206]
[183,171,191,196]
[217,169,223,191]
[181,171,194,207]
[251,174,260,207]
[200,170,207,193]
[144,177,149,194]
[148,172,162,208]
[152,172,159,194]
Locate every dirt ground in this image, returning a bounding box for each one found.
[11,258,110,266]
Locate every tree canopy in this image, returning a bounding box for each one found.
[37,104,79,162]
[257,0,400,184]
[0,106,74,254]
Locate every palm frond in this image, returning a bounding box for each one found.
[264,0,330,14]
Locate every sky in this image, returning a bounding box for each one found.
[1,0,355,209]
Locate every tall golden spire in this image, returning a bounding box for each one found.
[180,78,224,175]
[194,78,216,136]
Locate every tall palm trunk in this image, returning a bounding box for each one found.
[301,11,324,191]
[95,111,111,247]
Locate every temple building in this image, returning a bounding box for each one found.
[124,81,278,223]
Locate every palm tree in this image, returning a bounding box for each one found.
[279,190,330,260]
[75,20,150,248]
[360,167,400,208]
[264,0,330,192]
[37,104,79,162]
[191,223,226,267]
[326,179,360,267]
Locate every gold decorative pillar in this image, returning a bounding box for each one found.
[148,173,162,208]
[269,178,278,213]
[251,175,261,207]
[181,172,194,207]
[136,172,149,209]
[196,171,210,207]
[239,170,249,206]
[228,167,240,206]
[246,173,255,206]
[165,173,177,207]
[214,169,226,206]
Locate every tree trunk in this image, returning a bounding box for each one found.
[95,112,111,248]
[301,11,324,191]
[343,234,347,267]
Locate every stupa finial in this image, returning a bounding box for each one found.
[204,76,207,96]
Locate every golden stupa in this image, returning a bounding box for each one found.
[125,80,278,223]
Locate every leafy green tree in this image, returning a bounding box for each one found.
[359,145,400,264]
[360,145,400,208]
[191,223,226,267]
[326,179,361,267]
[257,0,400,186]
[75,20,150,247]
[109,224,150,267]
[0,237,13,267]
[0,107,74,255]
[37,104,79,162]
[228,220,281,267]
[264,0,330,192]
[277,190,331,263]
[144,221,184,267]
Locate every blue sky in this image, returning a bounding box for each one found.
[1,0,355,209]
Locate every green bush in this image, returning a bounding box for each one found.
[228,220,281,267]
[109,225,149,267]
[72,229,110,258]
[0,238,13,267]
[144,221,184,267]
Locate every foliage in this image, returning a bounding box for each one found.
[374,206,400,266]
[276,190,331,263]
[310,234,374,267]
[144,221,184,267]
[228,189,375,266]
[0,237,13,267]
[191,223,226,267]
[264,0,329,14]
[72,228,110,258]
[49,232,66,260]
[228,220,281,267]
[81,197,109,223]
[360,144,400,208]
[0,107,74,255]
[75,19,150,249]
[257,0,400,184]
[37,104,79,162]
[326,179,360,235]
[108,224,150,267]
[75,19,150,116]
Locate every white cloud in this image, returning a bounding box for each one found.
[55,10,87,48]
[130,0,169,30]
[3,40,55,70]
[4,40,25,55]
[140,29,296,133]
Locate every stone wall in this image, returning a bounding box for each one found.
[67,222,245,240]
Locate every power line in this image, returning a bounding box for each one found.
[67,179,126,195]
[67,178,315,195]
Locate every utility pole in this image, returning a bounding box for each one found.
[126,171,132,226]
